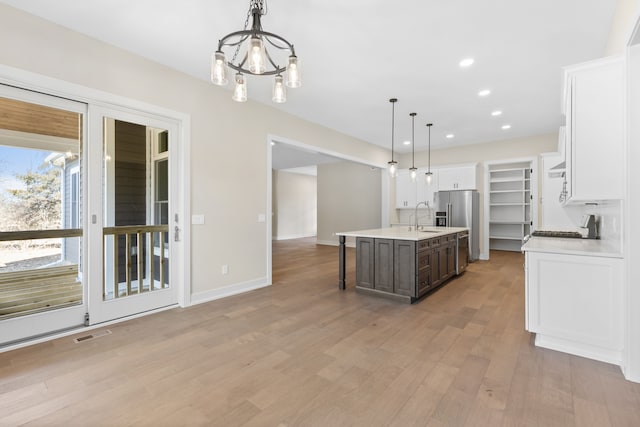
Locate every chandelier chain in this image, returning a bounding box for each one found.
[231,3,253,65]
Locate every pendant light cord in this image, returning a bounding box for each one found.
[410,113,417,168]
[390,98,397,162]
[427,123,432,172]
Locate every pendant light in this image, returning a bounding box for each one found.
[425,123,433,185]
[387,98,398,178]
[409,112,417,182]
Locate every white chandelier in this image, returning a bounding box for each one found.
[210,0,301,103]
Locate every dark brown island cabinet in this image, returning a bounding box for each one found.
[354,231,465,303]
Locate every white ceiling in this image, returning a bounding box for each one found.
[1,0,618,154]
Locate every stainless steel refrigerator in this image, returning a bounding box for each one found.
[435,190,480,261]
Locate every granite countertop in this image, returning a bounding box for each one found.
[521,236,622,258]
[336,227,468,241]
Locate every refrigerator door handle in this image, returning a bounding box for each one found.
[447,203,452,227]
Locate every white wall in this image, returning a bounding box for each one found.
[316,162,382,246]
[0,4,390,300]
[272,170,317,240]
[606,0,640,55]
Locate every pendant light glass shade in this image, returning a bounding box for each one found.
[388,161,398,178]
[248,36,266,74]
[388,98,398,178]
[272,74,286,103]
[410,167,418,182]
[211,51,228,85]
[286,55,301,88]
[232,73,247,102]
[425,171,433,185]
[425,123,433,185]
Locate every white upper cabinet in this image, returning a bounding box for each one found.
[563,56,624,202]
[395,168,438,209]
[395,169,416,208]
[437,165,477,191]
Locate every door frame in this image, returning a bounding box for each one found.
[266,134,389,285]
[0,64,192,325]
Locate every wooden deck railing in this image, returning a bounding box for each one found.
[103,225,169,299]
[0,229,82,320]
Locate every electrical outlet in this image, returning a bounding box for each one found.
[222,265,229,275]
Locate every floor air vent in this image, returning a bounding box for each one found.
[73,329,112,343]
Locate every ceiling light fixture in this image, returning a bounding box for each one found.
[491,110,502,116]
[403,140,411,145]
[478,89,491,97]
[387,98,398,178]
[211,0,301,103]
[459,58,474,67]
[409,112,418,182]
[445,133,454,139]
[425,123,434,185]
[502,124,512,130]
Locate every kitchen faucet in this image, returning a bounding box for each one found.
[413,201,429,230]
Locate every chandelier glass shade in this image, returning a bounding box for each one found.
[211,0,301,103]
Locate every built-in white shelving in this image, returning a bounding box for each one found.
[488,163,533,251]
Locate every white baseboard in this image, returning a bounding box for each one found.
[190,277,270,306]
[273,233,316,241]
[535,333,622,367]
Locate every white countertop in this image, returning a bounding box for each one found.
[521,236,622,258]
[336,227,468,241]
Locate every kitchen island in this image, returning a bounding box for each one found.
[336,227,469,303]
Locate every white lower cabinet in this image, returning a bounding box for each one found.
[525,250,623,364]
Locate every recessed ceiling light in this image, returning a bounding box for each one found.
[459,58,474,68]
[502,124,511,130]
[491,110,502,116]
[403,140,411,145]
[478,89,491,97]
[445,134,455,139]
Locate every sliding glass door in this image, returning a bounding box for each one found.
[0,85,87,345]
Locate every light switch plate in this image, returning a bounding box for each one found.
[191,214,205,225]
[258,214,266,223]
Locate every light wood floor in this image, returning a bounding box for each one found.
[1,238,640,426]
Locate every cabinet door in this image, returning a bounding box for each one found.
[395,169,417,208]
[393,240,416,297]
[430,247,441,287]
[374,239,394,292]
[437,166,476,191]
[526,251,623,360]
[565,57,624,201]
[356,238,375,289]
[447,242,456,278]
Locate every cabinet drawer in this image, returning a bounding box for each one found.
[417,268,431,296]
[418,238,440,250]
